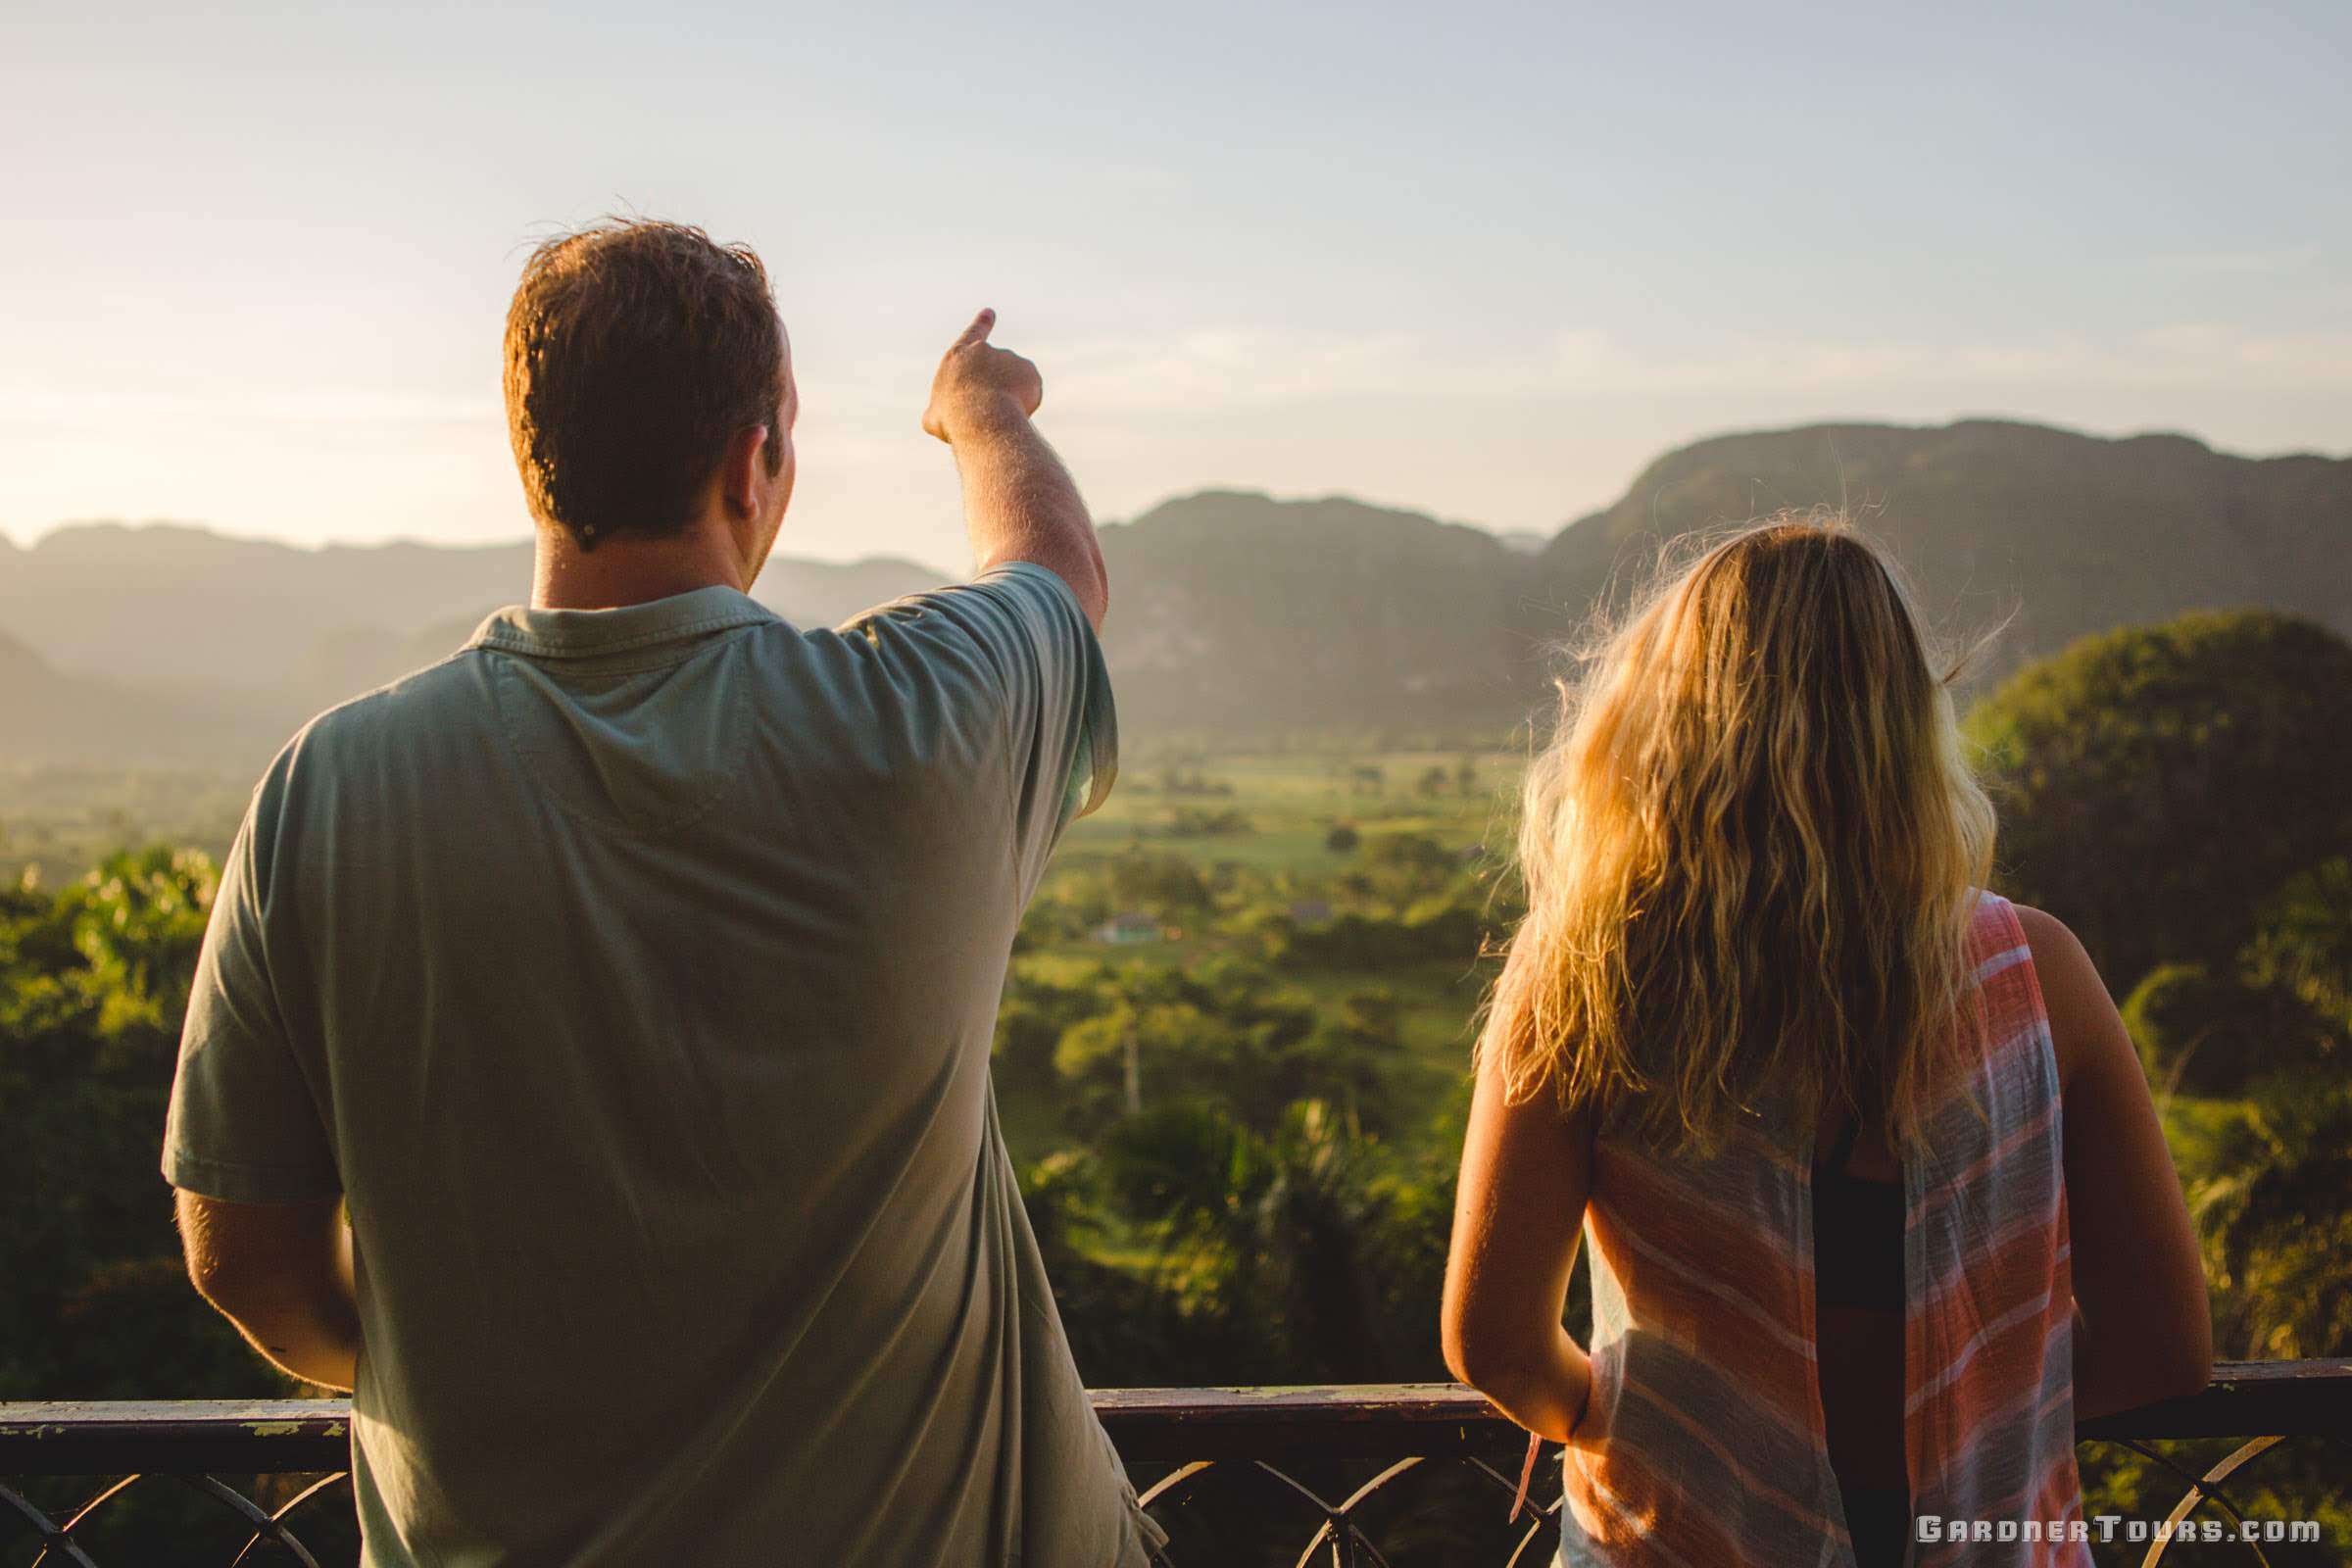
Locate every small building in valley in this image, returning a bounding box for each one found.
[1092,911,1166,945]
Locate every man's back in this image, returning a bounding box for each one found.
[164,565,1160,1566]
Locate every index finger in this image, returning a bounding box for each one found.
[953,308,997,350]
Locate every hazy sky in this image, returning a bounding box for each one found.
[6,0,2346,570]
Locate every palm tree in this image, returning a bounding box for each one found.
[2194,1084,2352,1361]
[1102,1100,1394,1382]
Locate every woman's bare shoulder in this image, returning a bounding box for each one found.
[2007,901,2118,1090]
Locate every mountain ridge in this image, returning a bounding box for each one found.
[1537,418,2350,677]
[3,417,2344,759]
[0,523,946,695]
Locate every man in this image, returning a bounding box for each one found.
[162,219,1166,1567]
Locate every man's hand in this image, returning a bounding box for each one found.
[922,308,1045,444]
[922,306,1106,627]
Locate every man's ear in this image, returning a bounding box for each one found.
[721,424,772,520]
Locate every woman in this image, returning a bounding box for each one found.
[1441,519,2211,1567]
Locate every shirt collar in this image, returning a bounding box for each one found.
[466,586,784,662]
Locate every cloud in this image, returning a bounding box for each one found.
[1008,321,2352,413]
[2136,245,2322,277]
[1042,326,1422,410]
[9,322,2342,465]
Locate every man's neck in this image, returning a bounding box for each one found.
[531,521,750,611]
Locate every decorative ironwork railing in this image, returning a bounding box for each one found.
[3,1361,2346,1565]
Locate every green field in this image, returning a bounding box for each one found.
[994,743,1520,1162]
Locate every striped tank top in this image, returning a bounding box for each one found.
[1557,893,2088,1568]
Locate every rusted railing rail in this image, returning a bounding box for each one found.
[4,1361,2346,1564]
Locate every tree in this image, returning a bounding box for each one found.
[1347,830,1464,912]
[2123,964,2295,1099]
[2156,858,2352,1365]
[1042,958,1414,1138]
[0,848,275,1397]
[2242,859,2352,1032]
[993,978,1100,1099]
[1012,1150,1221,1385]
[1324,822,1360,855]
[1965,612,2352,993]
[2195,1084,2352,1360]
[1105,851,1214,921]
[1100,1101,1415,1383]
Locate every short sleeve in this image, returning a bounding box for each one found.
[162,780,341,1204]
[854,562,1118,893]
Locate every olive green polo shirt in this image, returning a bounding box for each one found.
[164,563,1162,1567]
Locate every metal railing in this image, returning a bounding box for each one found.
[3,1362,2346,1565]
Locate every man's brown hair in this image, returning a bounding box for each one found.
[503,219,784,549]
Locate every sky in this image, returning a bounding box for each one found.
[5,0,2347,571]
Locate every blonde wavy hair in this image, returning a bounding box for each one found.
[1479,514,1997,1152]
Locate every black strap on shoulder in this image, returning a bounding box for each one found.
[1823,1112,1864,1179]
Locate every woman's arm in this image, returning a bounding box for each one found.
[2017,904,2213,1418]
[1441,1044,1595,1442]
